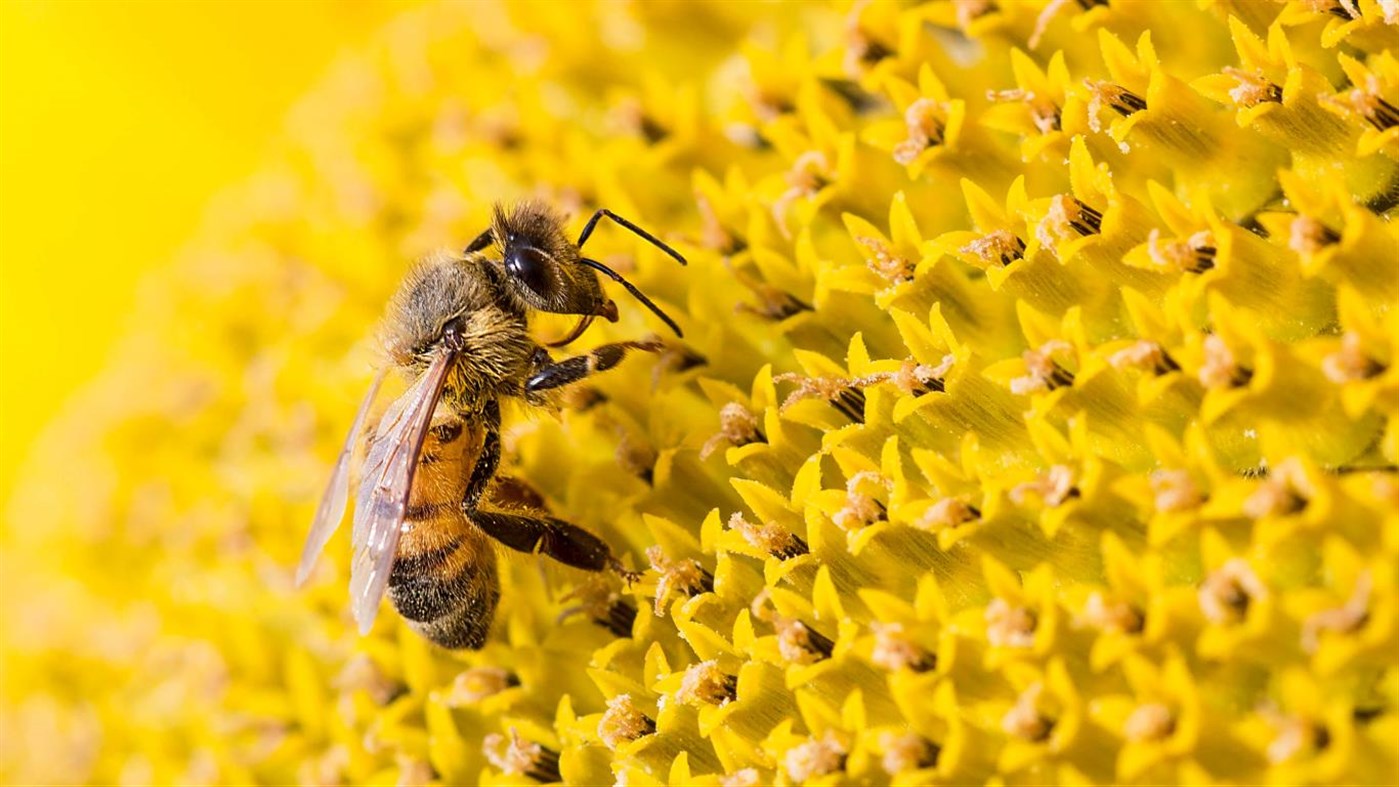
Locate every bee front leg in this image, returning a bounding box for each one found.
[471,509,634,579]
[524,339,664,393]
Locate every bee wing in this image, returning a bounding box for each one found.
[296,369,387,587]
[349,351,454,635]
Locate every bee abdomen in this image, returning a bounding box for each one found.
[388,530,500,649]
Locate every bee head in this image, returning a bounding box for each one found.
[382,253,477,368]
[477,201,616,322]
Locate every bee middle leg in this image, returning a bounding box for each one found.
[524,339,663,393]
[461,400,502,511]
[472,509,630,576]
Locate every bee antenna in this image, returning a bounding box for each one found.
[546,315,596,348]
[579,258,683,338]
[576,208,687,266]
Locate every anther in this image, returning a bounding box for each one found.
[700,402,766,460]
[727,513,808,560]
[1124,703,1176,742]
[914,497,980,531]
[1002,684,1056,742]
[986,598,1038,648]
[832,471,890,531]
[893,98,947,165]
[677,660,739,707]
[856,235,916,284]
[1199,558,1266,624]
[879,731,940,775]
[962,230,1027,266]
[483,729,560,783]
[1322,333,1386,383]
[1078,592,1145,634]
[1011,340,1076,394]
[869,622,936,672]
[1301,571,1371,653]
[1150,469,1205,512]
[444,666,519,706]
[784,732,848,782]
[1224,67,1283,107]
[598,694,657,749]
[987,87,1062,134]
[646,546,713,616]
[1199,334,1254,389]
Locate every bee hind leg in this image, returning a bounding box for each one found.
[472,509,630,577]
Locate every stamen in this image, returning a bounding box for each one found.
[444,666,518,706]
[482,729,560,783]
[1224,67,1283,107]
[1079,592,1145,634]
[696,193,745,255]
[1199,334,1254,389]
[1199,558,1267,624]
[1124,703,1176,742]
[775,617,836,663]
[1011,340,1076,394]
[986,598,1038,648]
[1146,229,1216,273]
[962,229,1027,266]
[914,496,981,531]
[615,98,668,144]
[334,655,401,706]
[879,731,940,775]
[677,660,738,707]
[598,694,656,749]
[987,87,1061,134]
[853,355,953,397]
[1002,683,1055,742]
[1265,711,1331,764]
[774,373,867,423]
[1243,458,1311,518]
[701,402,767,460]
[1301,571,1371,653]
[1038,194,1102,247]
[731,265,813,320]
[784,732,848,782]
[1010,464,1079,507]
[869,622,936,672]
[646,546,713,615]
[1288,215,1342,255]
[1085,80,1148,132]
[1322,333,1386,383]
[1150,469,1205,512]
[833,471,890,531]
[772,151,832,237]
[856,235,916,284]
[893,98,947,165]
[616,431,657,485]
[727,513,808,559]
[1111,340,1182,375]
[558,579,638,638]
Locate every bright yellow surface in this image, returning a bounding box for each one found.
[0,0,411,511]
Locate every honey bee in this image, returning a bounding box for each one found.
[298,202,685,648]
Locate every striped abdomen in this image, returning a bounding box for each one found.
[386,414,500,649]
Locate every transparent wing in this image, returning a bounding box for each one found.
[350,352,454,634]
[296,370,387,587]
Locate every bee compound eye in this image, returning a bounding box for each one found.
[505,245,556,300]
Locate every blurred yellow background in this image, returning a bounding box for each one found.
[0,0,413,512]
